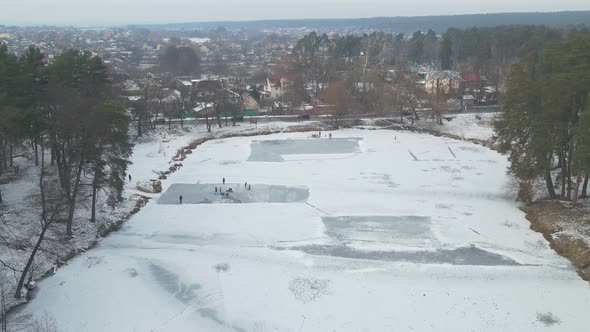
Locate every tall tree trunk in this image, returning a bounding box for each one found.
[15,147,50,299]
[14,225,48,299]
[66,159,84,237]
[573,174,582,204]
[8,140,13,168]
[566,144,574,200]
[15,219,48,299]
[545,170,557,199]
[1,284,7,332]
[90,185,97,223]
[90,163,100,223]
[399,106,403,123]
[34,136,38,166]
[560,151,566,199]
[137,116,142,137]
[582,173,589,198]
[52,142,69,192]
[50,145,55,166]
[205,112,211,132]
[0,162,3,203]
[0,141,6,169]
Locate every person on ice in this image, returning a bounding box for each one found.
[128,174,132,181]
[215,186,218,193]
[248,184,251,190]
[329,133,332,139]
[179,195,183,204]
[245,182,248,188]
[223,177,226,184]
[319,131,322,137]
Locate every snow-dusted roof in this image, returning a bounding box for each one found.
[427,70,461,80]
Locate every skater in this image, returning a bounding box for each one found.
[319,131,322,137]
[248,184,251,190]
[215,186,218,193]
[223,177,226,184]
[128,174,132,181]
[245,182,248,188]
[179,195,183,204]
[329,133,332,139]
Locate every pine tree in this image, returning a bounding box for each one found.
[496,62,558,198]
[408,31,425,64]
[439,34,454,70]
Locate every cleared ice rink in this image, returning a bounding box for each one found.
[158,183,310,204]
[22,129,590,331]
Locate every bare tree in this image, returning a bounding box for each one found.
[1,279,6,332]
[326,80,350,128]
[582,174,589,198]
[15,146,67,299]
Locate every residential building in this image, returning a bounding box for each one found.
[424,70,461,95]
[264,75,292,99]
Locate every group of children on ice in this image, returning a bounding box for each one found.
[312,131,332,139]
[178,177,251,204]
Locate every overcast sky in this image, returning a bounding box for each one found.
[2,0,590,26]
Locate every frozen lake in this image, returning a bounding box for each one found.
[22,129,590,331]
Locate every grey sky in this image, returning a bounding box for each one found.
[2,0,589,26]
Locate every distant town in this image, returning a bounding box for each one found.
[0,21,506,127]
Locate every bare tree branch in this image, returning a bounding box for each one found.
[0,259,21,274]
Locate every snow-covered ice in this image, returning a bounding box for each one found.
[22,129,590,331]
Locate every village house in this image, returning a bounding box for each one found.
[264,75,292,99]
[242,93,260,111]
[424,70,461,95]
[461,73,483,92]
[174,76,201,93]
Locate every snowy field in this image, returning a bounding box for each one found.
[22,129,590,331]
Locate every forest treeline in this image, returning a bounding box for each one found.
[0,45,131,217]
[496,32,590,202]
[276,26,586,123]
[140,11,590,33]
[0,45,131,297]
